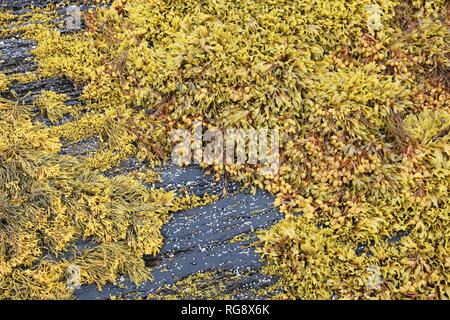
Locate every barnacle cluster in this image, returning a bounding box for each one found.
[1,0,449,299]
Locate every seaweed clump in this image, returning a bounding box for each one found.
[0,97,216,298]
[0,73,9,92]
[0,100,183,298]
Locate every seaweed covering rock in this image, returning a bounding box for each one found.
[1,0,450,299]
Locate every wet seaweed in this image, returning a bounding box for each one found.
[1,0,450,300]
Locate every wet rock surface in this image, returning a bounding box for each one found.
[1,0,283,299]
